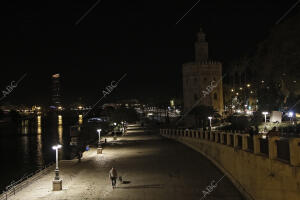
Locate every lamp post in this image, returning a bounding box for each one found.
[208,116,212,129]
[113,122,117,140]
[262,112,268,123]
[97,129,102,146]
[52,144,62,191]
[121,121,124,134]
[262,112,268,133]
[97,129,103,154]
[288,111,294,124]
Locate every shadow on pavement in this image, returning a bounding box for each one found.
[122,180,131,184]
[117,184,163,189]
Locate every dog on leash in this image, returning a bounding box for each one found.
[119,176,123,183]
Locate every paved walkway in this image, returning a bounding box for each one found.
[9,124,244,200]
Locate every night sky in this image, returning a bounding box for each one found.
[1,0,298,106]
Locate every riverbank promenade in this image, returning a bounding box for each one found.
[6,124,243,200]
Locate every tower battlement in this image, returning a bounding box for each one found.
[182,28,224,122]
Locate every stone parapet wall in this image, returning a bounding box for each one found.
[160,129,300,200]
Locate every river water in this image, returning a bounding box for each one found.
[0,115,81,192]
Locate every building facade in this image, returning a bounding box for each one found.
[182,28,224,115]
[52,73,61,107]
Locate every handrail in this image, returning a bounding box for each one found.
[0,162,54,200]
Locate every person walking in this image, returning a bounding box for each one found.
[109,167,118,188]
[77,150,82,163]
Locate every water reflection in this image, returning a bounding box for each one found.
[36,135,44,167]
[37,116,42,135]
[0,114,74,192]
[37,116,41,125]
[78,115,83,125]
[21,120,29,134]
[21,136,29,165]
[58,115,62,125]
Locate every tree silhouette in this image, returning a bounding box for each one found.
[190,105,215,128]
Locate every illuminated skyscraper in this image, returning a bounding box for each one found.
[52,74,61,107]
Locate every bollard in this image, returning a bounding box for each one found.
[97,147,103,154]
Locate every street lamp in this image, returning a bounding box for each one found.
[262,112,268,123]
[113,122,117,140]
[97,129,102,154]
[208,116,212,128]
[97,129,102,147]
[288,111,294,123]
[121,121,125,134]
[52,144,62,191]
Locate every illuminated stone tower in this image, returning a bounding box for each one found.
[182,28,224,116]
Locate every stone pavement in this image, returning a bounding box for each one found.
[8,124,244,200]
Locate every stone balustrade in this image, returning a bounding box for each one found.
[160,128,300,165]
[160,128,300,200]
